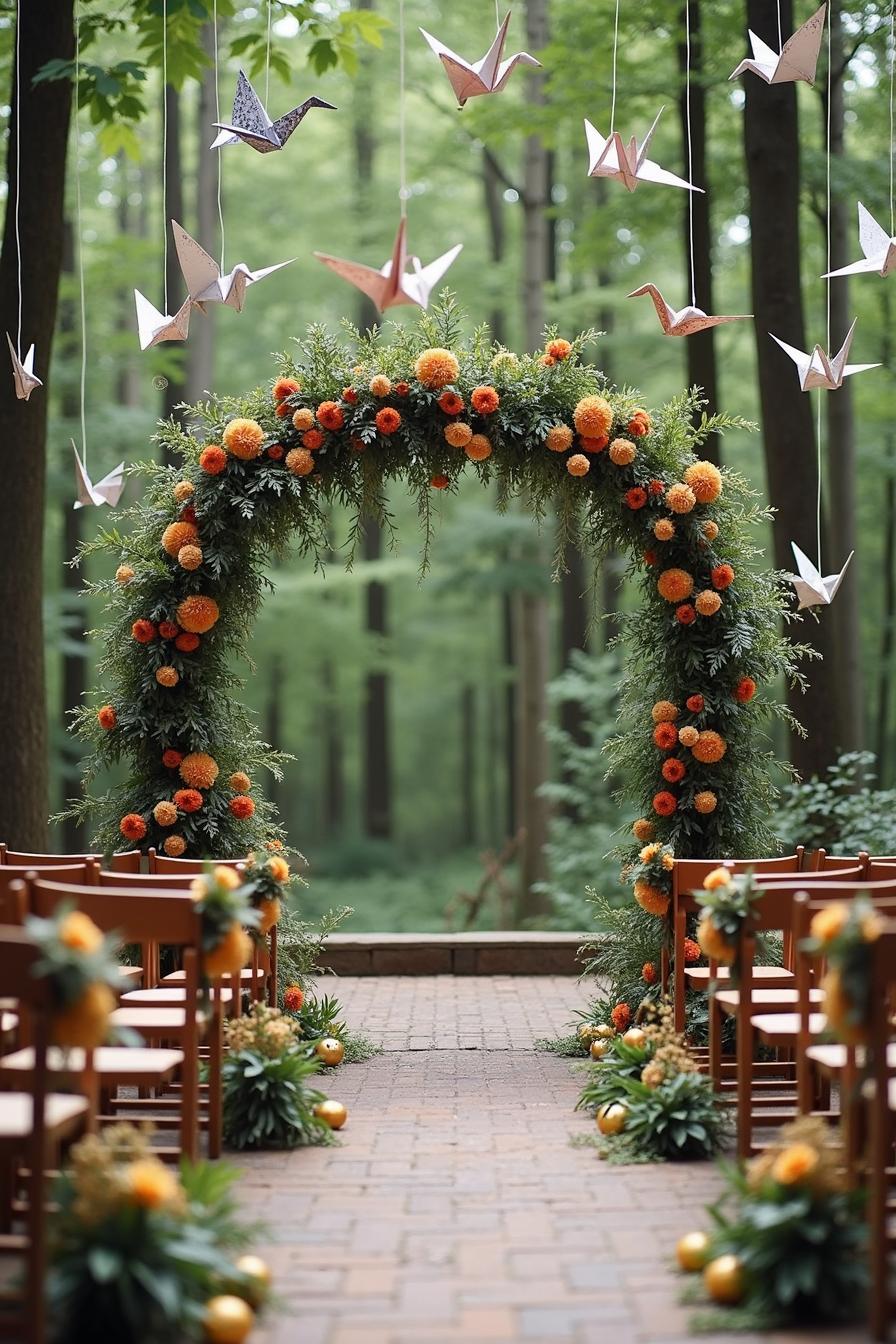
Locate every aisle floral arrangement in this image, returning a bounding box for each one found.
[49,1124,271,1344]
[26,905,122,1050]
[804,894,882,1044]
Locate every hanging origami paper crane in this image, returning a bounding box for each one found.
[628,284,752,336]
[72,442,125,510]
[729,3,826,85]
[823,202,896,279]
[172,222,293,313]
[419,12,540,107]
[769,318,880,391]
[6,332,42,400]
[786,542,852,610]
[583,107,701,193]
[134,291,192,351]
[211,70,335,153]
[314,216,462,313]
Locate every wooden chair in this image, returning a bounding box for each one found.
[147,851,245,874]
[867,922,896,1341]
[817,851,870,873]
[20,878,212,1161]
[0,926,91,1344]
[0,846,142,873]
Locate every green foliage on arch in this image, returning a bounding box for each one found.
[66,297,808,909]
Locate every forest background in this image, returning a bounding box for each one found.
[1,0,894,931]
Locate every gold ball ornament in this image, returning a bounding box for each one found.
[315,1037,345,1066]
[676,1231,711,1273]
[233,1253,272,1307]
[589,1039,609,1061]
[596,1101,628,1136]
[703,1254,745,1305]
[622,1027,647,1049]
[596,1024,616,1040]
[202,1294,255,1344]
[313,1099,348,1130]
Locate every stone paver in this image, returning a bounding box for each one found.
[237,977,865,1344]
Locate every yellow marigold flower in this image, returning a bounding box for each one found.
[666,482,696,514]
[155,666,179,687]
[153,801,178,827]
[703,867,733,890]
[695,590,722,617]
[632,818,655,842]
[567,454,590,477]
[415,347,460,389]
[173,480,194,503]
[286,447,315,476]
[444,422,473,448]
[126,1158,180,1210]
[115,564,135,585]
[639,842,661,862]
[692,730,727,764]
[545,424,574,453]
[573,395,613,439]
[608,437,636,466]
[654,519,675,541]
[771,1142,819,1187]
[465,434,492,461]
[697,913,735,964]
[694,790,717,814]
[178,544,203,571]
[58,911,103,953]
[862,909,884,942]
[164,835,186,857]
[180,753,219,790]
[369,374,392,397]
[657,568,694,603]
[268,855,290,883]
[703,520,719,541]
[161,521,198,558]
[634,881,670,917]
[292,408,314,431]
[214,866,241,891]
[661,852,674,871]
[651,700,679,723]
[229,771,251,794]
[684,460,723,504]
[809,903,849,944]
[679,726,699,748]
[223,417,265,460]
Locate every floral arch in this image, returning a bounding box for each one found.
[71,299,801,919]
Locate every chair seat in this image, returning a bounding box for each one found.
[715,987,824,1014]
[118,965,143,986]
[163,967,260,985]
[751,1011,827,1040]
[111,1006,190,1033]
[120,987,233,1006]
[0,1046,183,1083]
[686,965,793,986]
[0,1012,17,1034]
[0,1092,89,1143]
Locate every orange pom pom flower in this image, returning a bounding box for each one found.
[223,418,264,460]
[376,408,402,436]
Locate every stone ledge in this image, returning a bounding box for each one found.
[315,932,587,976]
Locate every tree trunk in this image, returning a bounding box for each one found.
[875,288,895,777]
[502,586,517,834]
[361,520,391,838]
[0,0,75,846]
[115,153,142,408]
[559,544,588,753]
[460,684,476,846]
[187,23,217,402]
[821,5,861,755]
[264,654,285,824]
[677,0,720,463]
[743,0,837,779]
[161,81,186,438]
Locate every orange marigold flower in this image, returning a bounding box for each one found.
[545,424,574,453]
[275,401,292,418]
[695,590,722,617]
[703,520,719,542]
[267,443,285,460]
[431,474,450,490]
[376,407,402,436]
[648,479,665,495]
[162,749,184,769]
[676,603,696,625]
[229,794,255,819]
[573,395,613,439]
[772,1142,820,1187]
[178,545,203,571]
[394,381,410,396]
[273,377,301,403]
[652,701,679,723]
[578,434,609,453]
[173,480,194,503]
[223,417,265,461]
[679,726,699,748]
[627,410,652,437]
[734,676,757,703]
[633,818,655,841]
[684,937,701,963]
[654,519,675,541]
[268,855,290,883]
[684,460,723,504]
[317,401,344,431]
[283,983,304,1012]
[97,705,117,730]
[539,354,556,367]
[173,788,203,813]
[199,445,227,475]
[292,408,314,431]
[653,723,679,750]
[153,800,178,827]
[163,835,187,857]
[176,595,219,635]
[694,790,718,814]
[132,619,157,644]
[692,730,727,764]
[438,390,465,415]
[657,568,694,603]
[608,438,636,466]
[444,421,473,448]
[610,1002,632,1031]
[229,771,251,793]
[155,666,179,687]
[120,812,147,841]
[369,374,392,398]
[302,428,324,451]
[625,487,647,509]
[546,337,572,361]
[471,385,500,414]
[642,961,658,984]
[567,454,590,477]
[643,549,658,566]
[286,448,314,477]
[666,482,696,514]
[466,434,492,461]
[158,621,179,641]
[161,521,198,558]
[180,753,219,790]
[414,347,460,389]
[115,564,135,585]
[712,564,735,590]
[653,790,678,817]
[175,632,200,653]
[686,694,705,713]
[343,387,358,404]
[662,757,686,783]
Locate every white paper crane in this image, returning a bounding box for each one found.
[628,284,752,336]
[172,222,293,313]
[770,318,880,391]
[211,70,335,153]
[787,542,853,610]
[134,291,192,351]
[72,442,126,510]
[419,12,540,107]
[6,333,42,400]
[314,216,462,313]
[583,107,702,194]
[729,3,826,85]
[823,202,896,279]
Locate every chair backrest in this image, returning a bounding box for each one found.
[757,876,896,900]
[22,876,201,949]
[105,850,144,874]
[94,868,199,891]
[754,864,867,885]
[818,851,870,873]
[0,862,94,900]
[148,851,245,875]
[0,847,99,867]
[672,852,804,897]
[866,860,896,882]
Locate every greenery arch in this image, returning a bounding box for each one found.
[69,297,805,921]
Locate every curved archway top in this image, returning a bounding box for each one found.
[68,299,803,912]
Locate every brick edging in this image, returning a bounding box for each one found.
[314,932,587,976]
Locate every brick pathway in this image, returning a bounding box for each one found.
[239,977,865,1344]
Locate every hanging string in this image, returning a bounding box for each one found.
[777,0,782,52]
[74,1,88,463]
[264,0,272,109]
[610,0,621,133]
[13,0,22,352]
[161,0,168,310]
[398,0,407,217]
[817,3,833,571]
[495,0,500,27]
[213,0,225,270]
[889,0,895,236]
[685,2,696,306]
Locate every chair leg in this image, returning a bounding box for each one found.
[708,993,722,1092]
[736,1013,753,1161]
[207,1003,223,1160]
[180,1041,199,1163]
[673,907,687,1035]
